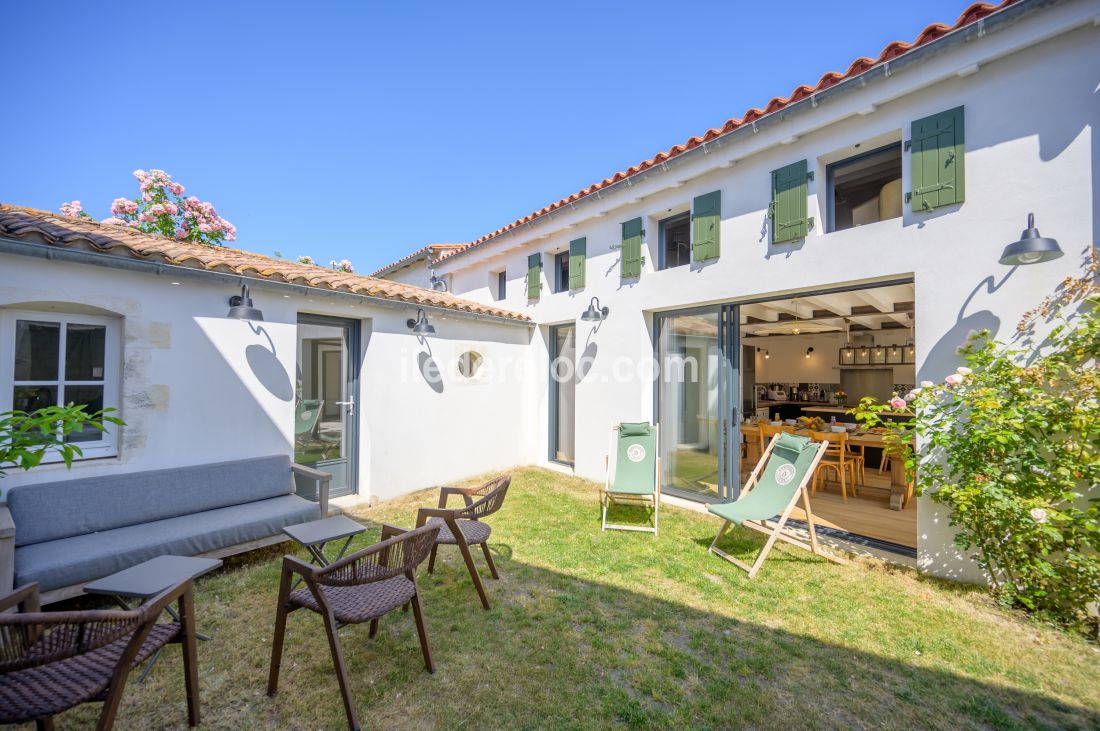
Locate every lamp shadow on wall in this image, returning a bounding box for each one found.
[920,267,1016,382]
[416,343,445,394]
[578,341,598,382]
[244,321,294,402]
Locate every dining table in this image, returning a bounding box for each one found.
[739,422,912,510]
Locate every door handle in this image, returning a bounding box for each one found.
[335,399,355,416]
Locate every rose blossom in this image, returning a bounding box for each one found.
[920,381,934,388]
[1030,508,1048,523]
[100,217,127,226]
[945,373,963,386]
[956,367,972,376]
[60,200,83,218]
[890,396,907,410]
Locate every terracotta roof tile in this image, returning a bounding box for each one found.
[370,243,466,277]
[409,0,1015,266]
[0,205,530,323]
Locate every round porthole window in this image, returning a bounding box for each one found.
[457,351,484,378]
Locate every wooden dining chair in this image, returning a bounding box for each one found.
[809,430,858,502]
[846,438,866,485]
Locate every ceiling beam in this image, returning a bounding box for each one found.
[850,288,897,313]
[800,294,851,316]
[741,304,779,322]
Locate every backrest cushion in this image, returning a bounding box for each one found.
[8,454,292,547]
[613,423,658,492]
[755,434,821,506]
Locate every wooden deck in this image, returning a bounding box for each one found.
[795,471,917,549]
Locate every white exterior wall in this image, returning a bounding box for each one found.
[0,255,535,503]
[435,5,1100,582]
[379,257,432,288]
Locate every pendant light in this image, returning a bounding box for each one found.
[406,309,436,335]
[227,284,264,321]
[999,213,1063,266]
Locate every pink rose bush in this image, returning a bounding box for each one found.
[61,169,236,246]
[297,255,315,266]
[330,259,354,273]
[60,201,91,219]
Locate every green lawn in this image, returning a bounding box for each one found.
[42,468,1100,730]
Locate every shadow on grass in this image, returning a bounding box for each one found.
[36,497,1100,730]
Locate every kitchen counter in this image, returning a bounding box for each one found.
[758,399,834,406]
[802,405,914,417]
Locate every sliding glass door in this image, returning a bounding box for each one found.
[549,324,576,465]
[656,305,740,502]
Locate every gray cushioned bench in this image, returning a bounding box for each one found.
[0,455,330,604]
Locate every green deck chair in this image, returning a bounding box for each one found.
[294,399,323,449]
[602,422,661,535]
[707,432,844,578]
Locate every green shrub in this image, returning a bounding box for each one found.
[0,405,123,478]
[911,269,1098,628]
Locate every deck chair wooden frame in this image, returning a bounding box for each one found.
[602,423,661,535]
[708,433,846,578]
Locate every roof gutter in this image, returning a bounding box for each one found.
[0,237,533,328]
[440,0,1056,265]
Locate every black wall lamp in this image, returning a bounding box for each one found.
[759,348,770,359]
[407,308,436,336]
[805,346,814,359]
[999,213,1064,265]
[227,284,264,320]
[580,296,610,322]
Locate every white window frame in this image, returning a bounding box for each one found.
[0,309,122,461]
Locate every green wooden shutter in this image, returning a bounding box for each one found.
[568,237,586,289]
[770,160,813,244]
[620,217,643,278]
[908,106,964,212]
[526,253,542,299]
[691,190,721,261]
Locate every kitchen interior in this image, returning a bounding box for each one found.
[740,282,917,550]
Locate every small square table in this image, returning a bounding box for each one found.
[282,515,366,567]
[84,554,222,682]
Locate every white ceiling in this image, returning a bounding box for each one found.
[740,283,914,337]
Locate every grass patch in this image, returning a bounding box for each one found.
[39,468,1100,730]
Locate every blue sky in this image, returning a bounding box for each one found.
[1,0,970,272]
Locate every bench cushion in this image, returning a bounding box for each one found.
[8,455,293,547]
[14,494,318,592]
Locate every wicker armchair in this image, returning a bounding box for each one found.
[415,475,511,610]
[0,580,200,731]
[267,523,440,731]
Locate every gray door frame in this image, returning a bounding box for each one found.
[296,313,360,499]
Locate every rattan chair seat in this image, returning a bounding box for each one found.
[0,622,178,722]
[289,576,416,624]
[426,517,491,545]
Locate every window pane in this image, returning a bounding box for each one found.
[63,385,105,443]
[14,320,59,380]
[13,385,58,412]
[65,324,106,381]
[658,313,721,498]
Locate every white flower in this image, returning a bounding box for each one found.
[1029,508,1048,523]
[956,367,972,376]
[920,381,934,389]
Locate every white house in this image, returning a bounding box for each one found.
[374,0,1099,581]
[1,0,1097,585]
[0,208,537,504]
